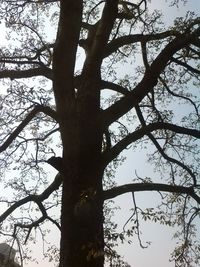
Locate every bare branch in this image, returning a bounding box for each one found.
[150,133,196,184]
[103,183,200,204]
[104,31,179,58]
[0,67,52,80]
[0,172,62,224]
[75,76,130,96]
[159,76,199,116]
[100,80,130,95]
[102,29,200,128]
[135,105,197,186]
[15,201,47,229]
[0,105,58,153]
[171,57,200,75]
[102,122,200,166]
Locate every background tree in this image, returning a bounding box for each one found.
[0,0,199,267]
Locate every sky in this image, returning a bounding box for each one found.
[0,1,200,267]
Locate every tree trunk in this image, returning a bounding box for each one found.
[59,166,104,267]
[52,1,105,265]
[58,99,104,267]
[54,59,104,267]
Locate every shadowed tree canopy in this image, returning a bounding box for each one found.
[0,0,199,267]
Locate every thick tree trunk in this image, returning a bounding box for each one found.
[58,104,104,267]
[59,166,104,267]
[54,54,104,266]
[52,1,106,266]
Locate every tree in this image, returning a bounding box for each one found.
[0,0,199,266]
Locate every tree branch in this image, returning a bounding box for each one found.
[100,80,130,95]
[159,76,199,116]
[75,76,130,95]
[81,0,118,73]
[101,29,200,128]
[103,183,200,204]
[135,105,197,186]
[14,201,47,229]
[102,122,200,166]
[171,57,200,75]
[0,105,58,153]
[0,172,62,224]
[0,67,52,80]
[104,30,179,57]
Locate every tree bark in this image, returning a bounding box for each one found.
[52,1,105,265]
[59,157,104,267]
[58,75,104,267]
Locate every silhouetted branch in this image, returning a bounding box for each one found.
[103,183,200,204]
[0,105,58,153]
[0,67,52,80]
[171,57,200,75]
[135,105,197,186]
[102,122,200,166]
[100,80,130,95]
[102,29,200,128]
[0,173,62,224]
[105,30,179,57]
